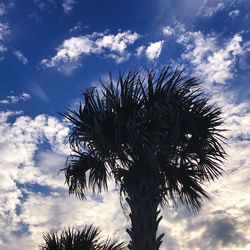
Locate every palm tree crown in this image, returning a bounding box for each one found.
[63,67,225,209]
[62,67,226,249]
[40,225,125,250]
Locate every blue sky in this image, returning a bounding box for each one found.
[0,0,250,249]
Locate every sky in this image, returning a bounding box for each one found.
[0,0,250,249]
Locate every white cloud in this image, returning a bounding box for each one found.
[0,111,127,249]
[0,110,23,123]
[13,50,28,64]
[95,31,139,54]
[62,0,76,13]
[41,31,139,74]
[0,93,31,104]
[229,9,240,19]
[18,190,126,247]
[0,112,70,249]
[145,40,164,60]
[136,45,145,57]
[178,31,244,84]
[162,26,174,36]
[41,36,98,70]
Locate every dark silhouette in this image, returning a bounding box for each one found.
[62,67,226,250]
[40,225,125,250]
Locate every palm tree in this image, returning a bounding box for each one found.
[40,225,125,250]
[62,67,226,250]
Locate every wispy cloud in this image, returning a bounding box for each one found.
[135,45,145,57]
[0,22,9,40]
[0,2,10,60]
[69,22,88,33]
[62,0,77,13]
[13,50,28,65]
[229,9,240,19]
[33,0,56,11]
[0,22,9,58]
[31,83,49,102]
[0,3,6,16]
[0,92,30,104]
[199,2,225,17]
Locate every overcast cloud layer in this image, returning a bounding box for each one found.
[0,0,250,249]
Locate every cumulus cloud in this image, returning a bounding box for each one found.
[178,31,244,84]
[95,31,139,54]
[145,40,164,60]
[0,110,23,123]
[0,93,30,104]
[0,111,128,249]
[62,0,76,13]
[41,31,139,74]
[13,50,28,64]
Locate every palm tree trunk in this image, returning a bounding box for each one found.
[125,176,164,250]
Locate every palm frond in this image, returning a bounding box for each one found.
[101,238,126,250]
[62,152,108,199]
[40,232,61,250]
[40,226,125,250]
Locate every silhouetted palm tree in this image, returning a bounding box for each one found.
[40,225,125,250]
[62,67,226,250]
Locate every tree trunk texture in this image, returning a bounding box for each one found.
[125,176,164,250]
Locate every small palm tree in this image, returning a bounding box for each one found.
[40,225,125,250]
[62,67,226,250]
